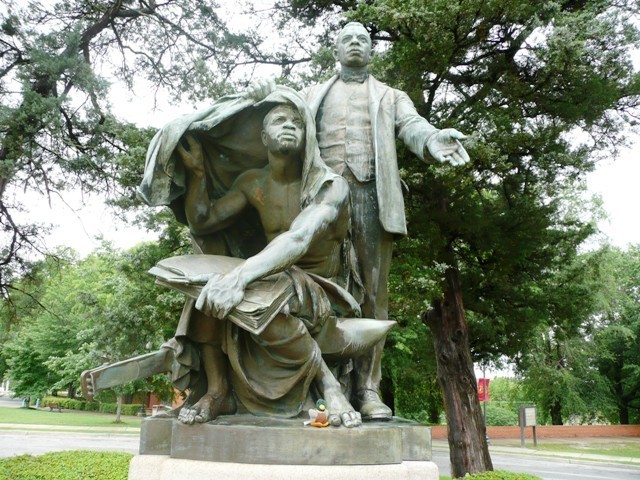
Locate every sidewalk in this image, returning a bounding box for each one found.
[432,438,640,465]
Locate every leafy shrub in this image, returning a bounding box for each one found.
[42,397,142,414]
[485,405,519,426]
[0,450,132,480]
[42,396,99,411]
[456,470,542,479]
[123,404,144,415]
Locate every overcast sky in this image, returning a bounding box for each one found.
[586,144,639,248]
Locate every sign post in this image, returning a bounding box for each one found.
[518,406,538,447]
[478,373,490,444]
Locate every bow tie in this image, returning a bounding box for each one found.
[340,71,369,83]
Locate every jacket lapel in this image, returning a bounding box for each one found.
[368,75,387,134]
[309,75,339,115]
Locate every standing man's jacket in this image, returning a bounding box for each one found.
[304,75,438,236]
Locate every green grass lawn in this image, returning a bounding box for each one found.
[0,450,133,480]
[439,472,541,480]
[0,406,141,429]
[531,441,640,458]
[492,437,640,459]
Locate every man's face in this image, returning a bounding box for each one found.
[262,105,305,156]
[335,25,372,68]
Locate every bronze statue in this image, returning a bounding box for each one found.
[80,23,469,430]
[82,87,393,428]
[174,96,361,427]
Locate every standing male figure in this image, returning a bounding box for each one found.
[304,22,470,419]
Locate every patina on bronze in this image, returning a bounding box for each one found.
[81,86,394,429]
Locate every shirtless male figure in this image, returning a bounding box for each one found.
[175,101,361,428]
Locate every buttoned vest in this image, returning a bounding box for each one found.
[316,80,375,182]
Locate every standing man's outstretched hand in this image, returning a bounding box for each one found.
[426,128,470,166]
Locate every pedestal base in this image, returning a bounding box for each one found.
[140,415,432,465]
[129,455,439,480]
[132,415,437,479]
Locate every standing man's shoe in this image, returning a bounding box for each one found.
[355,389,392,420]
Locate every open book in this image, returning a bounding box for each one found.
[149,255,294,335]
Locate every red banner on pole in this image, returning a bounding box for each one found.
[478,378,491,402]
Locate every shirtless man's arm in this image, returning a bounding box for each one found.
[195,177,349,318]
[178,134,255,235]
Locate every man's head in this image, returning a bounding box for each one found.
[335,22,372,69]
[261,104,305,157]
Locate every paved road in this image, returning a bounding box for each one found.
[0,430,139,458]
[0,397,23,408]
[433,448,640,480]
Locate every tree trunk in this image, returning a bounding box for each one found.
[550,400,563,425]
[615,376,630,424]
[428,402,441,424]
[423,266,493,478]
[619,403,629,425]
[67,383,75,399]
[115,395,123,423]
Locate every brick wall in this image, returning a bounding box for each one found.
[431,424,640,439]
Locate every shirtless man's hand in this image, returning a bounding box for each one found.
[177,134,205,175]
[195,269,247,319]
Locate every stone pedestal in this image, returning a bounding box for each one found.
[129,415,438,480]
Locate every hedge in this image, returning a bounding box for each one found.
[0,450,132,480]
[457,471,542,480]
[42,397,143,415]
[42,397,98,411]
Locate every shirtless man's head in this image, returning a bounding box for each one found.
[261,104,305,157]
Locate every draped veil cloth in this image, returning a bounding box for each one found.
[139,87,335,224]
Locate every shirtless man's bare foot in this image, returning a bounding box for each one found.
[178,392,236,425]
[316,361,362,428]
